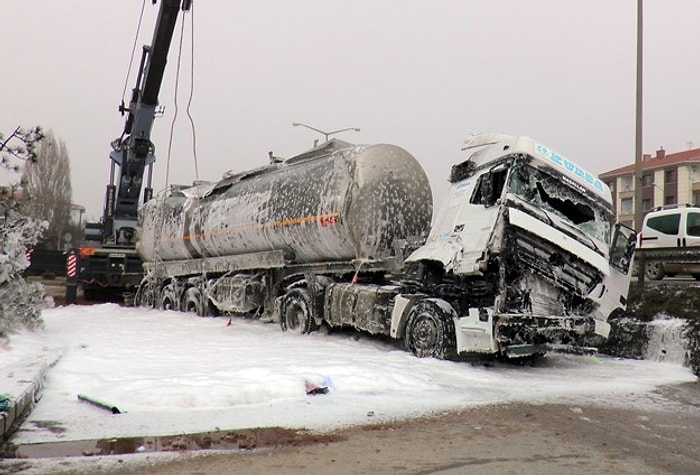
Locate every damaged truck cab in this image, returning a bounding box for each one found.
[400,134,636,357]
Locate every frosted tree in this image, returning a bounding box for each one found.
[0,126,52,337]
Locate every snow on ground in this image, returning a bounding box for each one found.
[5,304,697,446]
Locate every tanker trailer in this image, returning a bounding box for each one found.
[135,139,433,317]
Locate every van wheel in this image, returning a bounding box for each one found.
[279,288,317,334]
[404,301,457,360]
[645,261,665,280]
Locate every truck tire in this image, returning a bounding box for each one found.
[182,287,211,317]
[645,261,665,280]
[279,288,317,334]
[404,300,457,360]
[159,284,178,311]
[135,282,156,308]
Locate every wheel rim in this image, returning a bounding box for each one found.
[162,295,175,310]
[137,284,155,307]
[285,302,305,332]
[160,285,177,310]
[646,262,664,279]
[411,314,439,357]
[184,288,203,315]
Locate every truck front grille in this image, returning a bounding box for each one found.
[507,227,602,297]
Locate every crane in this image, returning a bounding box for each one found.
[77,0,192,301]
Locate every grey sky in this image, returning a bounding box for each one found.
[2,1,699,219]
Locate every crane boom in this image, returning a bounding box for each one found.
[105,0,191,246]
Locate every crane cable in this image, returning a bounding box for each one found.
[121,0,147,110]
[186,6,200,182]
[152,3,199,290]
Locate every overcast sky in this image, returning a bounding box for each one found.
[3,1,700,219]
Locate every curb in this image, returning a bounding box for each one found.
[600,317,698,376]
[1,348,63,442]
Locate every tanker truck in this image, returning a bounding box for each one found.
[134,133,637,359]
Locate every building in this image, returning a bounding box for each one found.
[599,146,700,229]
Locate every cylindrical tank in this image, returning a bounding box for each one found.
[136,143,432,265]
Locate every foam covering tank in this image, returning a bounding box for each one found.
[136,142,432,265]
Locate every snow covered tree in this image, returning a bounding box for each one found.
[1,126,52,337]
[22,130,73,250]
[0,212,51,336]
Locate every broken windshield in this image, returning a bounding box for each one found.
[507,162,611,247]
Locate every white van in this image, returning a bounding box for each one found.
[637,204,700,279]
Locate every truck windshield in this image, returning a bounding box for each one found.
[508,163,611,246]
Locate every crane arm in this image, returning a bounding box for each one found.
[103,0,191,245]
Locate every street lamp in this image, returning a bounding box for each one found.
[292,122,360,143]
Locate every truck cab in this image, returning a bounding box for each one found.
[403,134,636,357]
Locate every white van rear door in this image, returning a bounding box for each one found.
[683,211,700,247]
[641,212,680,248]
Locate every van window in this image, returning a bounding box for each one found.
[646,214,680,235]
[687,212,700,237]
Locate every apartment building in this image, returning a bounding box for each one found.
[599,146,700,229]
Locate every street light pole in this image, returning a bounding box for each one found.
[634,0,644,231]
[292,122,360,143]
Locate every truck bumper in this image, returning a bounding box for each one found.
[495,313,602,357]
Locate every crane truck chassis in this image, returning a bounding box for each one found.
[134,134,637,359]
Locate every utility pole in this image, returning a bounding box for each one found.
[634,0,644,231]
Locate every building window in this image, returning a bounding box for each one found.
[693,191,700,206]
[665,195,676,205]
[606,181,615,192]
[642,173,654,187]
[665,169,676,184]
[621,176,634,192]
[642,198,652,211]
[620,198,633,215]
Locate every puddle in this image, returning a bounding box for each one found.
[3,426,342,459]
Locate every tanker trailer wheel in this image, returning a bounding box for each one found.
[645,261,665,280]
[404,301,457,360]
[158,284,178,311]
[279,288,318,335]
[135,281,156,308]
[182,287,211,317]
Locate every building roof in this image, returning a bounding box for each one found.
[599,147,700,178]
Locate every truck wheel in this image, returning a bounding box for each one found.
[645,261,665,280]
[280,289,317,334]
[135,282,156,308]
[404,301,457,360]
[182,287,211,317]
[159,284,178,311]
